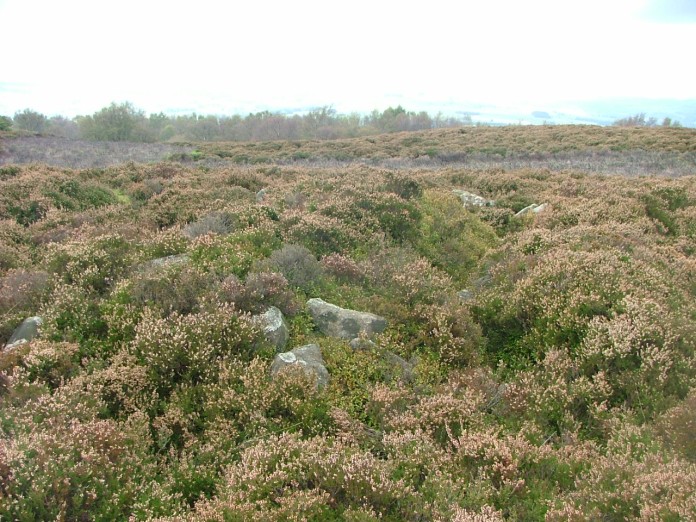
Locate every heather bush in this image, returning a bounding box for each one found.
[352,192,421,244]
[0,269,51,343]
[547,422,696,521]
[281,208,367,257]
[655,390,696,462]
[190,217,280,278]
[416,302,486,367]
[40,282,108,350]
[0,412,161,521]
[200,356,332,443]
[472,239,684,367]
[127,264,217,316]
[416,190,499,281]
[183,210,236,239]
[382,172,423,200]
[219,271,300,316]
[43,233,134,294]
[20,340,80,389]
[321,340,413,422]
[190,233,254,278]
[321,252,366,284]
[181,431,421,521]
[43,178,119,211]
[128,304,258,397]
[140,226,188,259]
[259,244,325,293]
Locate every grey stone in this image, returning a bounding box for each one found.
[349,338,377,351]
[4,316,42,351]
[253,306,289,352]
[138,254,190,272]
[307,298,387,340]
[270,343,330,388]
[514,203,548,217]
[458,290,474,302]
[452,189,495,207]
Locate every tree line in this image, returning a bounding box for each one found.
[1,103,472,142]
[613,112,682,127]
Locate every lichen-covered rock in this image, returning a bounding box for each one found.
[307,298,387,340]
[253,306,289,352]
[458,290,474,302]
[452,189,495,207]
[4,316,42,351]
[270,343,330,388]
[349,338,377,351]
[138,254,190,272]
[514,203,548,217]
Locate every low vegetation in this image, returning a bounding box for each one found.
[0,125,695,520]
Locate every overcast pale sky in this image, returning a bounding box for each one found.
[1,0,695,116]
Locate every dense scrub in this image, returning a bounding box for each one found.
[0,129,695,520]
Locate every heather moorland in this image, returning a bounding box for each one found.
[0,124,695,521]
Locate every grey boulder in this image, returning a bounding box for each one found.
[4,316,42,351]
[307,298,387,340]
[253,306,289,352]
[452,189,495,207]
[514,203,548,217]
[457,290,474,302]
[138,254,190,272]
[270,343,330,388]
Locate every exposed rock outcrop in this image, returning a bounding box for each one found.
[307,298,387,340]
[457,290,474,302]
[514,203,548,217]
[452,189,495,207]
[270,343,330,388]
[138,254,190,272]
[253,306,289,352]
[4,316,42,351]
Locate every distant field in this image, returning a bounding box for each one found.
[2,126,695,177]
[198,125,696,161]
[0,135,193,168]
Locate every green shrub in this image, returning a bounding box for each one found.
[0,115,12,131]
[129,265,217,316]
[383,173,423,200]
[7,200,47,226]
[415,190,498,281]
[183,211,236,239]
[43,179,119,211]
[219,271,300,316]
[260,244,325,293]
[128,304,258,397]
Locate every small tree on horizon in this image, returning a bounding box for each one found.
[78,102,153,142]
[13,109,49,133]
[613,113,658,127]
[0,115,12,131]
